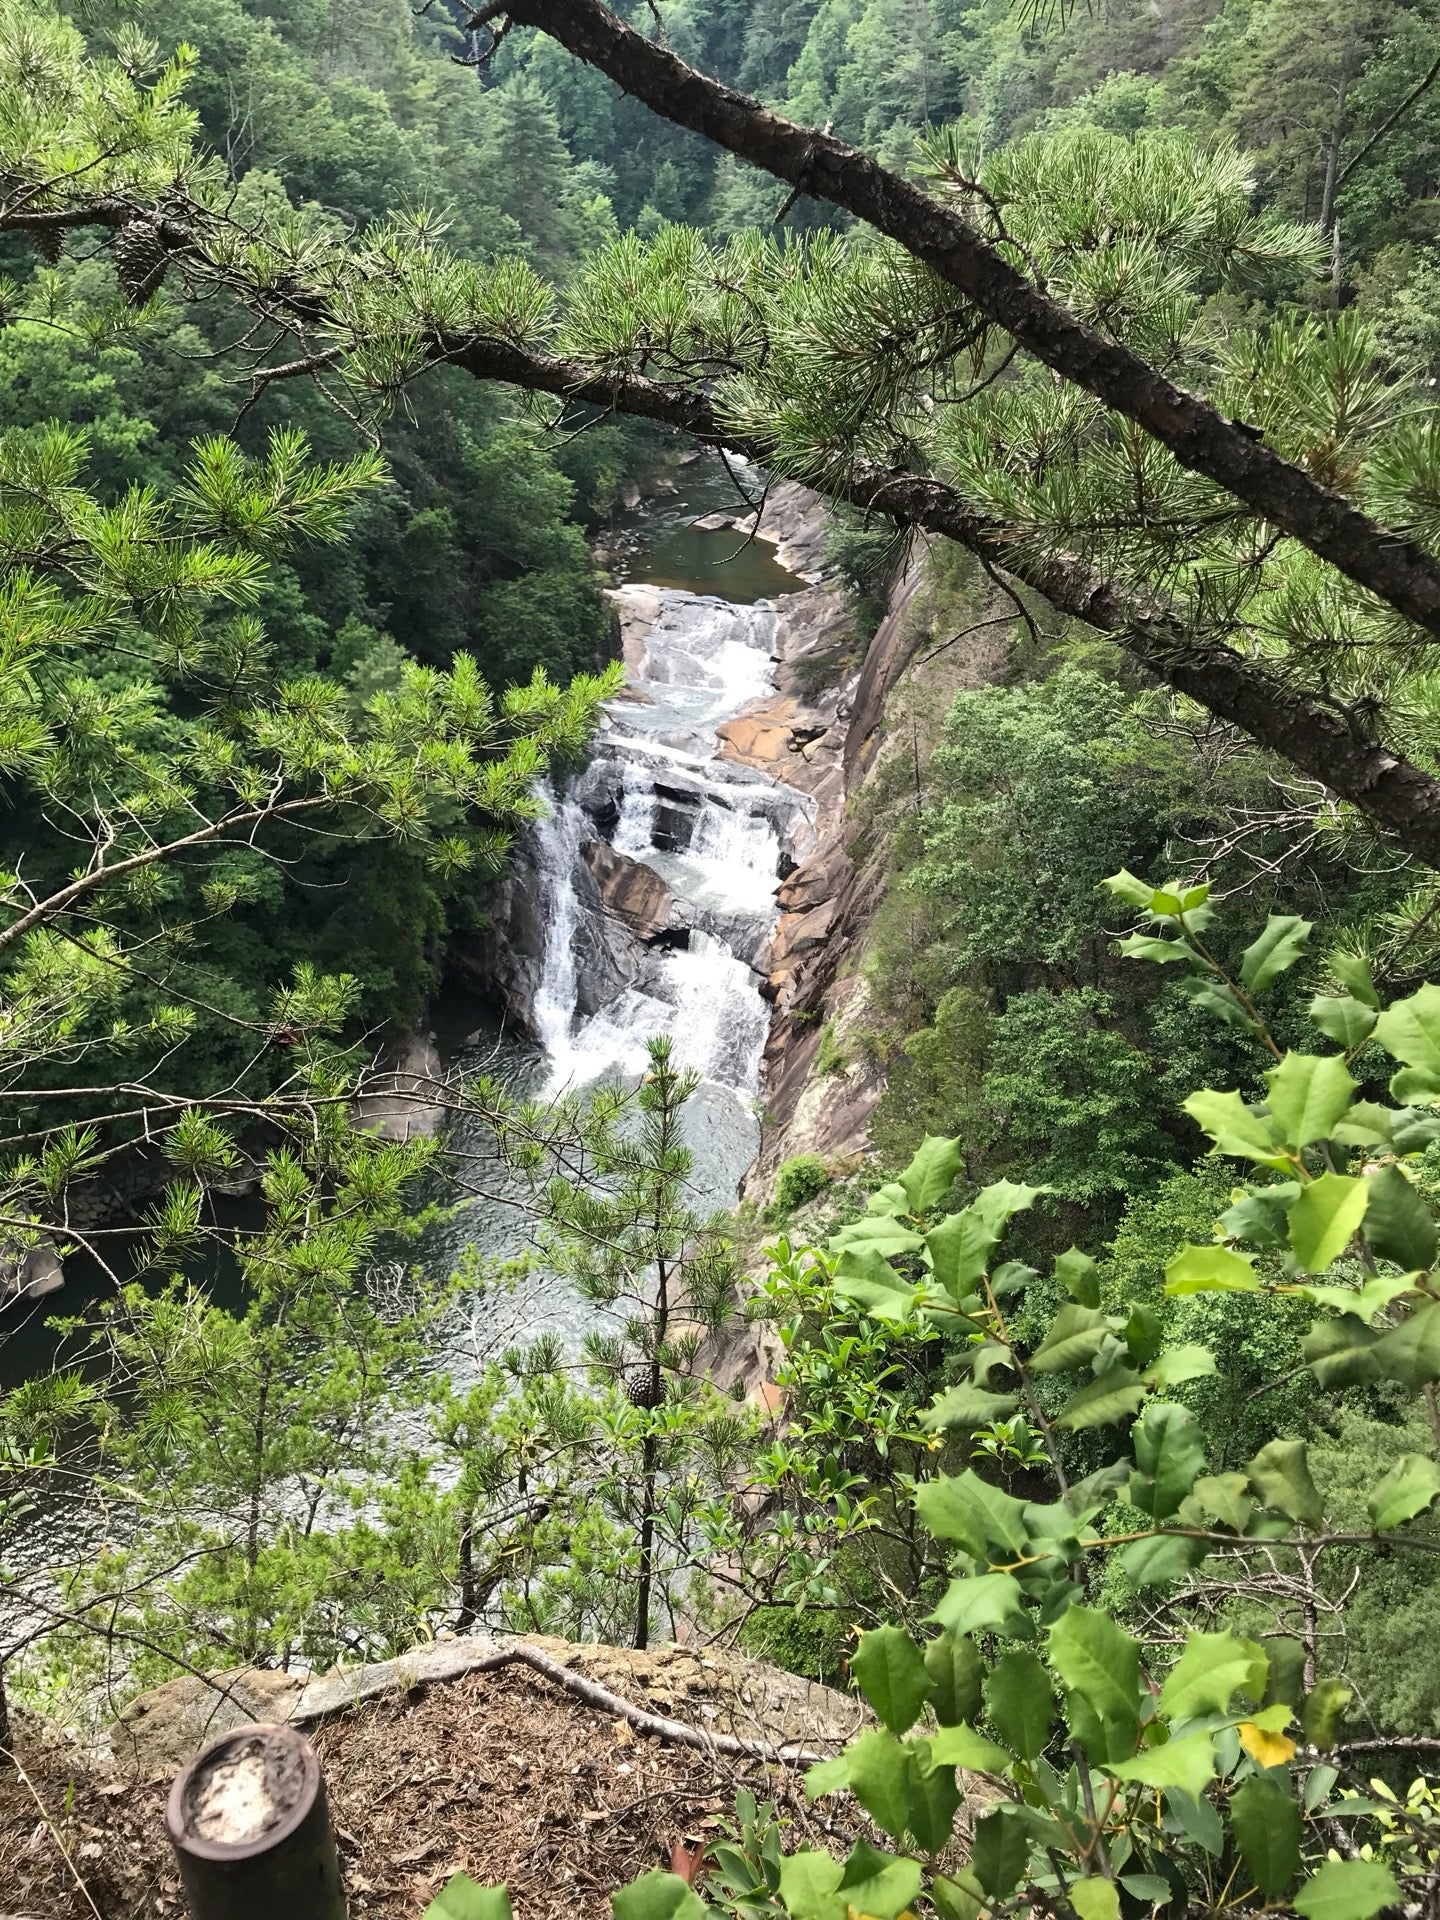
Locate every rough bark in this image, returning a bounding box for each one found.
[494,0,1440,643]
[439,331,1440,871]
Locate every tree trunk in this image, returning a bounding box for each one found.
[633,1432,658,1651]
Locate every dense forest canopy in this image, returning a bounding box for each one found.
[7,0,1440,1915]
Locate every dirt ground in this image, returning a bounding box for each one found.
[0,1662,863,1918]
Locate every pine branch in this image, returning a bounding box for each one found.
[436,332,1440,872]
[496,0,1440,645]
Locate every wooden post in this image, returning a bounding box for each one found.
[165,1722,347,1920]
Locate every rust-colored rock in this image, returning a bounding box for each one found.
[582,838,677,943]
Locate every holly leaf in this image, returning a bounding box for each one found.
[840,1729,913,1839]
[971,1807,1031,1899]
[1108,1729,1216,1800]
[1116,934,1194,964]
[1144,1344,1216,1389]
[1264,1054,1359,1151]
[923,1722,1013,1774]
[1056,1366,1149,1430]
[1030,1303,1114,1372]
[1070,1883,1121,1920]
[1231,1774,1302,1897]
[913,1470,1030,1558]
[984,1650,1053,1761]
[1372,1300,1440,1387]
[899,1135,962,1215]
[1294,1860,1400,1920]
[1164,1244,1259,1295]
[1363,1163,1438,1272]
[1219,1182,1301,1248]
[1249,1439,1324,1527]
[1240,914,1312,992]
[778,1851,845,1920]
[611,1874,707,1920]
[1309,995,1378,1049]
[1128,1403,1205,1519]
[1054,1246,1101,1306]
[1182,1089,1287,1165]
[425,1880,514,1920]
[1193,1472,1255,1533]
[1302,1676,1353,1749]
[1158,1631,1266,1721]
[1238,1713,1297,1768]
[1047,1605,1141,1764]
[1288,1171,1368,1273]
[852,1626,932,1736]
[925,1631,982,1727]
[1302,1313,1383,1389]
[1368,1453,1440,1529]
[930,1573,1033,1640]
[1374,981,1440,1070]
[836,1842,922,1920]
[921,1383,1019,1430]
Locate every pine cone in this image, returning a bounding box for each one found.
[111,219,168,306]
[28,227,64,266]
[626,1372,662,1411]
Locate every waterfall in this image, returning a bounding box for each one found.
[528,588,810,1138]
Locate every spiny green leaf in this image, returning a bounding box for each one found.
[1047,1605,1141,1764]
[1128,1402,1205,1519]
[1264,1054,1359,1151]
[920,1383,1019,1431]
[610,1875,706,1920]
[898,1134,962,1214]
[1248,1438,1323,1527]
[1164,1243,1259,1295]
[1294,1859,1400,1920]
[836,1842,923,1920]
[930,1573,1033,1641]
[1240,914,1312,992]
[1108,1728,1216,1799]
[1288,1171,1368,1272]
[1054,1246,1101,1306]
[1158,1631,1266,1721]
[1363,1163,1438,1272]
[1030,1303,1113,1372]
[1231,1775,1302,1898]
[924,1632,982,1727]
[1069,1881,1121,1920]
[1372,1300,1440,1387]
[971,1807,1030,1899]
[1368,1452,1440,1529]
[984,1649,1053,1761]
[1374,981,1440,1071]
[1183,1089,1287,1164]
[424,1879,513,1920]
[851,1625,932,1735]
[1144,1343,1216,1389]
[1308,994,1378,1048]
[1302,1676,1353,1749]
[1056,1366,1148,1429]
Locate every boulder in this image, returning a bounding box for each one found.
[582,839,677,943]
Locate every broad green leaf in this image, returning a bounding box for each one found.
[1144,1344,1216,1389]
[1164,1243,1259,1295]
[830,1217,926,1259]
[1182,1088,1286,1164]
[1166,1787,1223,1855]
[1194,1472,1255,1533]
[852,1626,932,1735]
[984,1650,1053,1761]
[1104,868,1161,909]
[1128,1403,1205,1519]
[837,1728,912,1838]
[1263,1638,1308,1713]
[832,1247,921,1323]
[1069,1882,1121,1920]
[920,1383,1019,1431]
[1116,934,1193,964]
[1394,1108,1440,1152]
[1300,1276,1414,1323]
[1372,1300,1440,1387]
[1056,1366,1149,1430]
[1363,1163,1438,1272]
[924,1631,982,1727]
[1123,1301,1165,1368]
[778,1851,845,1920]
[914,1470,1030,1558]
[926,1206,1002,1297]
[1117,1531,1204,1588]
[1329,949,1380,1009]
[1390,1064,1440,1105]
[425,1880,514,1920]
[1374,981,1440,1070]
[1294,1860,1400,1920]
[611,1874,707,1920]
[1219,1181,1301,1248]
[1288,1171,1368,1272]
[1249,1439,1324,1527]
[1231,1775,1302,1898]
[1179,975,1260,1034]
[1309,994,1378,1048]
[932,1871,985,1920]
[836,1841,923,1920]
[1240,914,1312,991]
[867,1181,911,1216]
[1302,1676,1353,1748]
[905,1747,961,1852]
[1054,1246,1101,1307]
[1368,1452,1440,1529]
[1047,1605,1141,1764]
[924,1721,1013,1774]
[1302,1312,1383,1389]
[1264,1054,1359,1151]
[1333,1100,1397,1146]
[971,1807,1030,1899]
[899,1135,962,1215]
[1108,1728,1216,1800]
[1158,1631,1266,1721]
[1030,1304,1114,1372]
[930,1573,1033,1641]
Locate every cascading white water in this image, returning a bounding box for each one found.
[530,589,809,1160]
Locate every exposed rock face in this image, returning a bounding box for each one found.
[582,838,677,943]
[354,1030,446,1141]
[0,1239,63,1303]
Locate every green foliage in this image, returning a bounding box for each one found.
[773,1153,832,1214]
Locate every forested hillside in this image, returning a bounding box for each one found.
[6,0,1440,1915]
